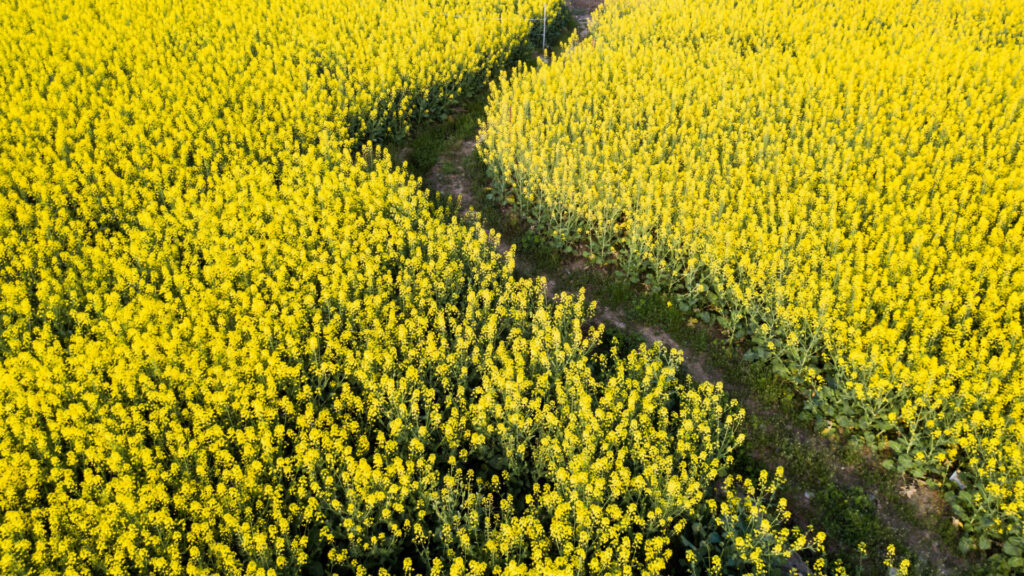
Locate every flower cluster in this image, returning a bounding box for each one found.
[481,0,1024,566]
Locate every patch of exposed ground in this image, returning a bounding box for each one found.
[567,0,602,38]
[423,136,521,269]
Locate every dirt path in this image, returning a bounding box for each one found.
[422,3,970,574]
[567,0,602,38]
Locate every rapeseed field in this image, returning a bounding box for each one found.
[481,0,1024,568]
[0,0,859,574]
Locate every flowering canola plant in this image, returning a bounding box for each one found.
[480,0,1024,565]
[0,0,856,574]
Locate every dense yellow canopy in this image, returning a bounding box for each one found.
[0,0,842,574]
[482,0,1024,561]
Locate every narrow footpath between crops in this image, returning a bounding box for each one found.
[406,2,973,573]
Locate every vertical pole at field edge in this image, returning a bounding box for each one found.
[542,2,547,52]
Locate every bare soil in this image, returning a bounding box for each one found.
[566,0,603,37]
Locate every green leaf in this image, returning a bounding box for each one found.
[979,535,992,551]
[897,453,914,472]
[1003,540,1022,558]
